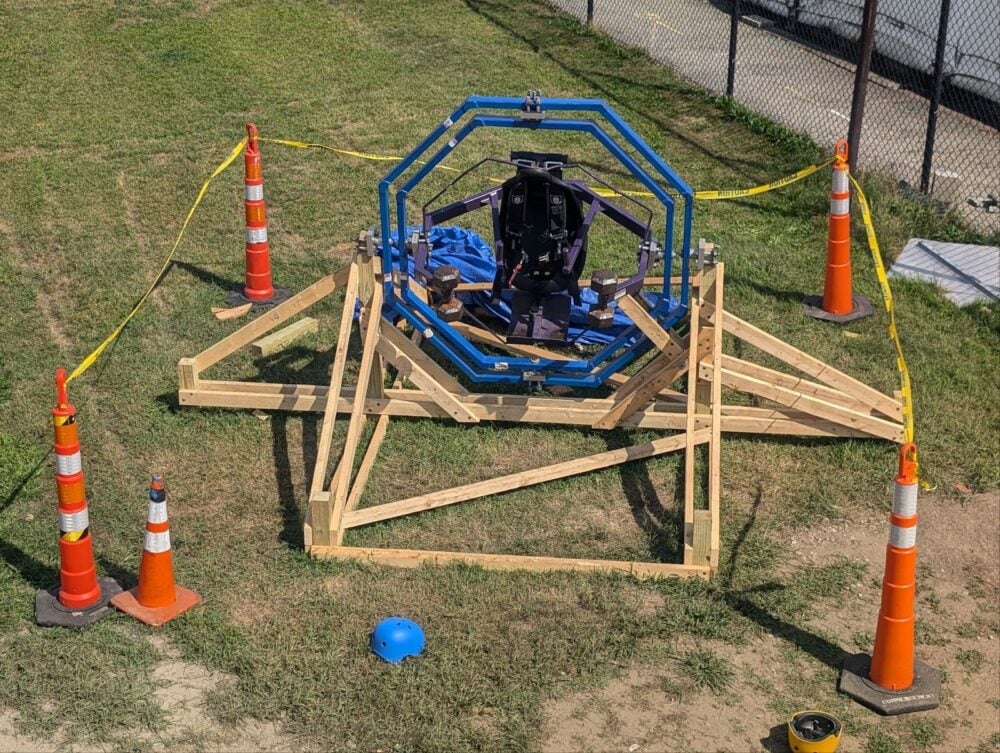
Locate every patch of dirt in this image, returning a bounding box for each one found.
[540,492,1000,753]
[146,635,294,752]
[0,145,49,162]
[0,711,58,753]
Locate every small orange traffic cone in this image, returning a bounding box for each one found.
[227,123,289,309]
[840,443,940,715]
[111,475,201,626]
[35,369,122,628]
[804,140,872,323]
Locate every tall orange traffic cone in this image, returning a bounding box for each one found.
[804,140,872,323]
[227,123,289,309]
[35,369,122,628]
[840,443,941,715]
[111,475,201,626]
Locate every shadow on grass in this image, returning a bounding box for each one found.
[0,452,49,516]
[97,556,137,590]
[464,0,771,176]
[720,489,849,672]
[171,260,240,294]
[271,412,318,550]
[602,428,684,563]
[0,537,57,591]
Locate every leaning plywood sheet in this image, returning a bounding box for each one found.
[889,238,999,306]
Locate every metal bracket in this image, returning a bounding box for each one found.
[694,239,719,267]
[520,90,545,122]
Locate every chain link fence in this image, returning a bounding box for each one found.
[546,0,999,234]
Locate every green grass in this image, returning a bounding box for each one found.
[678,649,734,694]
[0,0,997,751]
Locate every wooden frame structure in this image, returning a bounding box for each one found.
[178,249,903,580]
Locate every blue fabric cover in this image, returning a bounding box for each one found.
[384,226,670,345]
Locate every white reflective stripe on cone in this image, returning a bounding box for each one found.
[147,501,169,524]
[830,197,850,215]
[245,183,264,201]
[245,227,268,244]
[59,508,89,533]
[889,523,917,549]
[832,168,849,193]
[144,530,171,554]
[55,451,82,476]
[892,483,918,517]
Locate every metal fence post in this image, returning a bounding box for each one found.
[919,0,952,194]
[847,0,880,171]
[587,0,594,25]
[726,0,741,97]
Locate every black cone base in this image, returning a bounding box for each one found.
[803,294,874,323]
[225,286,291,311]
[840,652,941,715]
[35,576,123,629]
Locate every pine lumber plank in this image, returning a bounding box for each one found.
[344,331,422,515]
[308,545,712,580]
[251,317,318,357]
[707,265,725,569]
[212,303,252,320]
[692,509,712,567]
[180,381,876,437]
[704,364,904,442]
[193,265,349,372]
[329,275,385,545]
[376,324,478,423]
[721,310,902,420]
[308,263,360,544]
[616,294,673,352]
[342,428,710,528]
[683,295,702,565]
[721,355,872,415]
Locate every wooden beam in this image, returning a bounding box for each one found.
[616,294,673,352]
[376,324,479,423]
[722,355,873,415]
[180,381,878,437]
[683,294,702,565]
[721,311,902,421]
[328,272,385,545]
[308,545,711,580]
[192,265,349,373]
[344,331,422,515]
[692,509,712,567]
[251,317,318,357]
[707,265,725,570]
[593,328,711,430]
[308,262,360,543]
[705,364,904,442]
[342,428,710,529]
[177,358,198,391]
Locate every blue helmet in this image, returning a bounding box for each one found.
[370,617,426,663]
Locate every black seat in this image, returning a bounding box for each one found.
[497,158,587,303]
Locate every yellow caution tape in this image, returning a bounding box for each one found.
[66,138,248,383]
[262,137,833,203]
[847,172,916,448]
[258,137,462,174]
[695,158,834,200]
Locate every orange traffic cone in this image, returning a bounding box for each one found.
[35,369,122,628]
[226,123,289,309]
[804,140,872,323]
[111,475,201,626]
[840,443,940,715]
